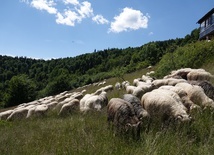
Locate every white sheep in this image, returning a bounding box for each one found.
[79,94,94,112]
[158,85,198,112]
[125,85,136,94]
[47,101,58,110]
[58,99,79,116]
[80,91,108,113]
[7,108,29,121]
[142,75,154,83]
[115,82,121,90]
[26,104,49,119]
[152,78,187,88]
[176,82,214,108]
[187,69,214,81]
[121,81,130,89]
[141,90,192,127]
[0,110,14,120]
[163,68,192,79]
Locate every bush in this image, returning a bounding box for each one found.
[4,74,37,107]
[155,40,214,78]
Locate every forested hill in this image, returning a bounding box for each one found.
[0,28,199,107]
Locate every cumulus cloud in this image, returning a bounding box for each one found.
[56,10,81,26]
[31,0,57,14]
[76,1,93,18]
[109,7,149,33]
[55,1,93,26]
[63,0,79,5]
[23,0,150,31]
[92,15,109,24]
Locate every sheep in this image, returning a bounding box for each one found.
[190,80,214,101]
[126,81,155,99]
[132,87,145,99]
[152,78,187,88]
[158,85,197,113]
[187,69,213,81]
[107,98,141,139]
[176,82,214,108]
[198,81,214,100]
[54,97,74,112]
[0,110,14,120]
[103,85,114,92]
[122,94,150,122]
[71,92,84,100]
[152,79,168,87]
[7,108,29,121]
[94,85,113,95]
[141,90,192,128]
[125,85,136,94]
[146,71,155,76]
[133,78,143,86]
[122,81,130,89]
[164,68,192,79]
[115,82,121,90]
[142,75,154,83]
[47,101,58,110]
[58,99,80,116]
[164,68,214,82]
[80,91,108,113]
[26,104,49,119]
[79,94,94,112]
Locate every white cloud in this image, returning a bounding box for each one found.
[19,0,30,4]
[149,32,154,36]
[55,1,93,27]
[31,0,57,14]
[76,1,93,18]
[92,15,109,24]
[109,7,149,33]
[63,0,79,5]
[56,9,82,26]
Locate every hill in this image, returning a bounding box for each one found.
[1,29,214,154]
[0,54,214,154]
[0,28,200,108]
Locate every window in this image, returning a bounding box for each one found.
[200,21,205,32]
[212,13,214,25]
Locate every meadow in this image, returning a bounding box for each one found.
[0,57,214,155]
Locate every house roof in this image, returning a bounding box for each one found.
[197,8,214,24]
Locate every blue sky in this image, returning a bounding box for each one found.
[0,0,213,59]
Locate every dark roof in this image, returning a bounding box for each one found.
[197,8,214,24]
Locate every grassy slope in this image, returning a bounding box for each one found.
[0,58,214,155]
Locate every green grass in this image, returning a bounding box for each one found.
[1,108,214,155]
[0,58,214,155]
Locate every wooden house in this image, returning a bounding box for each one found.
[197,8,214,40]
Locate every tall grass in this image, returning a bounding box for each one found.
[1,108,214,155]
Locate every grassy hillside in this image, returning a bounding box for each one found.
[0,53,214,154]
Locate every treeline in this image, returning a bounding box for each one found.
[0,28,199,107]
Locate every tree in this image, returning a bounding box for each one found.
[4,74,37,107]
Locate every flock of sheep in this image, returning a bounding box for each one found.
[0,67,214,138]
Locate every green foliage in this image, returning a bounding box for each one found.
[155,40,214,78]
[42,72,71,97]
[4,74,37,107]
